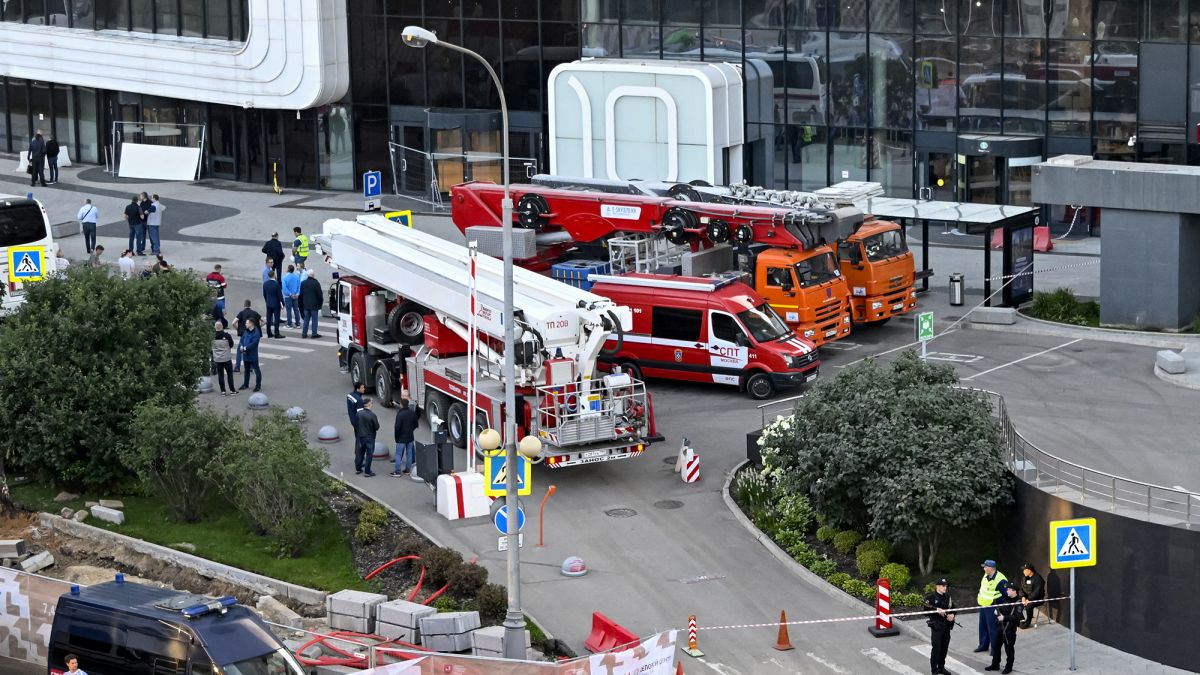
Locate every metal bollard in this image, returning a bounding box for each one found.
[949,272,965,306]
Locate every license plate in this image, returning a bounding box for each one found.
[892,303,904,311]
[805,373,818,382]
[824,329,837,338]
[582,450,605,459]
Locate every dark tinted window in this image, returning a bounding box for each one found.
[652,307,702,341]
[0,203,48,247]
[710,312,743,343]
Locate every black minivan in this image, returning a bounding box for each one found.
[48,577,306,675]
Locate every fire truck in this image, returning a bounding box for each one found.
[449,180,855,346]
[314,215,658,468]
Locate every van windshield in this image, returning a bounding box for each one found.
[221,649,306,675]
[793,252,840,288]
[738,303,792,343]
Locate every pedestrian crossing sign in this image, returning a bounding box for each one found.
[1050,517,1096,569]
[484,454,531,497]
[8,246,45,282]
[384,210,412,228]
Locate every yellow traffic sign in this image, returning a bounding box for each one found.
[8,245,46,282]
[1049,518,1096,569]
[484,454,531,497]
[385,210,413,227]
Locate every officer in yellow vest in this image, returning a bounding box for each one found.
[292,226,309,266]
[974,559,1008,653]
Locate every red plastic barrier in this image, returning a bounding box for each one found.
[989,226,1053,252]
[584,611,640,653]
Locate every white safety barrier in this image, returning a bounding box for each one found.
[117,143,202,181]
[14,148,73,174]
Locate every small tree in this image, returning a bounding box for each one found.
[124,400,239,523]
[760,351,1010,575]
[206,409,330,557]
[0,267,211,489]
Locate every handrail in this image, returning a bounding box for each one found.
[757,393,806,428]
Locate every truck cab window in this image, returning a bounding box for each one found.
[710,312,745,344]
[793,252,841,288]
[838,241,862,264]
[765,267,793,287]
[863,230,907,262]
[337,284,351,314]
[651,307,702,342]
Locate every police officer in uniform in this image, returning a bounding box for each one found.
[986,582,1021,673]
[923,578,955,675]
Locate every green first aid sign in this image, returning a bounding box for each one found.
[916,312,935,342]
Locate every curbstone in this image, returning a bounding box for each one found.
[90,505,125,525]
[98,499,124,509]
[0,539,27,558]
[20,550,54,573]
[256,595,305,629]
[969,307,1017,325]
[72,510,88,522]
[1156,350,1187,375]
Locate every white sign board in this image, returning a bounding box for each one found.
[118,143,202,181]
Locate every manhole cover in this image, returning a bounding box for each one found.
[604,508,638,518]
[654,500,683,510]
[201,257,230,262]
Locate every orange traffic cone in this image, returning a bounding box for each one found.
[773,610,794,651]
[675,662,684,675]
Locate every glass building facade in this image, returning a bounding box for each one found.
[0,0,1198,199]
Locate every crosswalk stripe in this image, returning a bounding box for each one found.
[256,343,317,354]
[257,353,288,360]
[860,647,923,675]
[910,645,986,675]
[805,651,850,673]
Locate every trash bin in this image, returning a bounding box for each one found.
[949,273,964,306]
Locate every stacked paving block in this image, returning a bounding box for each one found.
[417,611,481,652]
[375,599,436,644]
[326,590,388,633]
[470,625,531,658]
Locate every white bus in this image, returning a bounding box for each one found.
[0,194,57,315]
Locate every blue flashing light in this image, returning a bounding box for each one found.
[115,573,125,584]
[181,596,237,620]
[70,585,80,595]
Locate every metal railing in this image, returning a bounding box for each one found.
[756,388,1199,527]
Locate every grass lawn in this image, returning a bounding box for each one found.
[12,483,370,593]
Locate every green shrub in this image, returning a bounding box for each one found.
[816,525,836,543]
[360,502,389,527]
[775,493,815,534]
[354,519,382,545]
[422,546,465,586]
[855,539,893,561]
[774,529,805,551]
[791,546,818,567]
[923,581,938,594]
[808,558,837,578]
[476,583,507,625]
[843,578,876,600]
[856,550,888,579]
[827,572,852,588]
[1030,287,1099,326]
[431,596,457,612]
[391,530,429,558]
[448,562,489,599]
[895,592,925,608]
[832,530,864,555]
[752,512,779,536]
[733,470,775,515]
[879,563,911,591]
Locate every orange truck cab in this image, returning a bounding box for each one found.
[740,244,852,346]
[589,273,820,400]
[837,219,917,324]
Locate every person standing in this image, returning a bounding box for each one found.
[923,578,956,675]
[263,270,285,338]
[260,256,274,283]
[117,250,135,279]
[238,318,263,392]
[390,397,422,476]
[137,192,153,255]
[123,196,143,255]
[355,398,379,477]
[86,245,104,268]
[212,321,237,396]
[1018,563,1045,628]
[292,226,309,266]
[46,134,60,184]
[146,194,164,255]
[262,231,285,281]
[975,559,1008,654]
[28,130,47,187]
[282,264,301,328]
[299,270,323,338]
[63,653,88,675]
[986,583,1020,673]
[347,381,365,436]
[77,199,99,254]
[205,264,228,314]
[234,300,262,372]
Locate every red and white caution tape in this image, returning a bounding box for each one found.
[983,259,1098,282]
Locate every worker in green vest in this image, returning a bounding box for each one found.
[292,226,309,266]
[974,559,1008,654]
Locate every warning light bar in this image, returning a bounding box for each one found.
[182,596,237,619]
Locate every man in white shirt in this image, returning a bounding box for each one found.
[117,249,136,279]
[77,198,99,254]
[64,653,88,675]
[146,194,165,256]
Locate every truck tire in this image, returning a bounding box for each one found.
[618,360,644,382]
[744,371,775,400]
[388,302,427,345]
[374,364,394,408]
[425,390,450,430]
[350,352,374,393]
[447,402,469,449]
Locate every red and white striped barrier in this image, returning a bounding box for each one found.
[682,448,700,484]
[683,614,704,657]
[868,578,900,637]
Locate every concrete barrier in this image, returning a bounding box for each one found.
[1156,350,1187,374]
[970,307,1018,325]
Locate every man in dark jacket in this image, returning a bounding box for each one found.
[355,398,380,477]
[986,583,1021,673]
[211,321,236,396]
[923,578,956,675]
[299,273,323,338]
[1018,563,1045,628]
[28,131,47,187]
[347,382,365,436]
[262,232,285,281]
[124,196,144,256]
[262,271,285,339]
[390,398,422,476]
[234,300,262,372]
[237,318,263,392]
[46,135,60,184]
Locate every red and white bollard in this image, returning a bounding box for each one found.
[682,448,700,483]
[683,614,704,657]
[868,578,900,637]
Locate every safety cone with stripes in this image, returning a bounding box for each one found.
[773,610,794,651]
[682,615,704,657]
[868,578,900,637]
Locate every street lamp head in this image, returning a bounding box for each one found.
[401,25,438,48]
[478,428,501,452]
[518,435,543,460]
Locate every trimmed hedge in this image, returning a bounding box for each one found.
[856,550,889,579]
[832,530,864,555]
[879,562,911,592]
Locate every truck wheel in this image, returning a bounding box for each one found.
[447,402,468,449]
[388,302,427,345]
[745,372,775,400]
[350,352,374,393]
[425,390,450,430]
[375,365,394,407]
[619,360,644,382]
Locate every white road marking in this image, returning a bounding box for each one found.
[766,657,790,671]
[805,651,851,673]
[860,647,924,674]
[256,343,316,354]
[822,340,862,352]
[911,644,987,675]
[837,329,960,368]
[925,352,984,364]
[256,353,288,360]
[963,339,1081,381]
[695,657,745,675]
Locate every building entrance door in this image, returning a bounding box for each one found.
[956,135,1042,207]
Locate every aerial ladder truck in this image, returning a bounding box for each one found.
[315,215,658,468]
